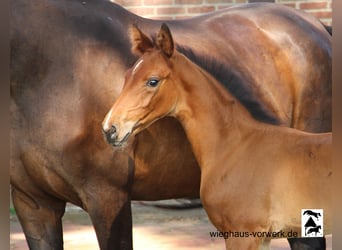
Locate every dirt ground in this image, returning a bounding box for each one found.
[10,202,331,250]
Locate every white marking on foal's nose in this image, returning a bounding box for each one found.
[103,109,114,131]
[132,59,144,74]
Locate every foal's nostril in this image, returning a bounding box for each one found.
[103,125,117,143]
[103,125,116,134]
[109,125,117,134]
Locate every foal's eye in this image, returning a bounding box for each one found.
[146,78,160,88]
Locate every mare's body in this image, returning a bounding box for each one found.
[102,24,331,249]
[11,0,331,248]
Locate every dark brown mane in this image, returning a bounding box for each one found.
[176,45,281,125]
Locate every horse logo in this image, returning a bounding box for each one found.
[303,210,321,220]
[307,225,322,236]
[301,209,323,237]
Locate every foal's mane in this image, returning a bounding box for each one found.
[176,45,281,125]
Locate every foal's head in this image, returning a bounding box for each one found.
[102,24,180,146]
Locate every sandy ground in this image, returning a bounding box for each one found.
[10,202,331,250]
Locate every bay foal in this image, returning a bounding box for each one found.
[102,24,331,249]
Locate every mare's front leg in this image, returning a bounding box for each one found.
[12,188,66,250]
[86,186,133,250]
[85,155,135,250]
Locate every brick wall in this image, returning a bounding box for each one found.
[276,0,332,24]
[111,0,332,25]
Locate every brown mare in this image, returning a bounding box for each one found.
[102,24,332,250]
[11,0,331,249]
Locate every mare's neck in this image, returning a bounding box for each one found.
[172,53,260,169]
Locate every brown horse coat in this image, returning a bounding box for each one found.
[103,24,331,249]
[11,0,331,249]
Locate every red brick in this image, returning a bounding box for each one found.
[187,6,215,14]
[144,0,173,5]
[205,0,233,3]
[175,0,203,4]
[127,7,155,16]
[299,2,327,10]
[310,11,332,19]
[248,0,274,2]
[117,0,142,6]
[156,7,186,15]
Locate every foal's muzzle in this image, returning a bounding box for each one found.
[103,124,131,147]
[103,125,117,145]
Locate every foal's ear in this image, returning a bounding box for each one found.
[129,24,153,56]
[156,23,174,58]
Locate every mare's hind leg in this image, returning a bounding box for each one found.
[288,237,326,250]
[12,188,66,250]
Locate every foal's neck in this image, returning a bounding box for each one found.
[172,53,262,168]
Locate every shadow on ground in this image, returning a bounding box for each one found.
[10,202,331,250]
